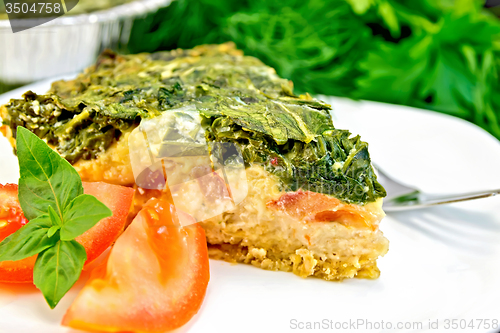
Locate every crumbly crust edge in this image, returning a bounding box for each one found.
[207,242,383,281]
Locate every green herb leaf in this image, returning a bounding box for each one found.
[0,215,57,262]
[47,205,62,227]
[33,240,86,309]
[16,126,83,221]
[60,194,112,241]
[47,226,60,239]
[7,127,115,309]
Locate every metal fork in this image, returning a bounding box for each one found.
[374,165,500,212]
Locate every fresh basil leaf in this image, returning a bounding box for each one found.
[16,126,83,221]
[0,215,57,262]
[60,194,112,241]
[33,240,86,309]
[47,226,60,239]
[48,205,62,227]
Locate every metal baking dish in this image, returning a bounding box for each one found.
[0,0,171,86]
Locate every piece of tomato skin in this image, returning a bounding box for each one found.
[62,199,210,333]
[0,182,134,283]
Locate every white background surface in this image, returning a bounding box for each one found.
[0,82,499,333]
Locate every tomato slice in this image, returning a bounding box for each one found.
[0,182,134,283]
[62,199,210,333]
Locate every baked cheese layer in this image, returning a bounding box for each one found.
[201,165,388,280]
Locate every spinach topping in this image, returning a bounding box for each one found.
[1,44,385,204]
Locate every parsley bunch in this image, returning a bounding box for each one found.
[0,127,111,308]
[129,0,500,139]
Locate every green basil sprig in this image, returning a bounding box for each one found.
[0,126,112,308]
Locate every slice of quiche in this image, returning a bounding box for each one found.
[0,43,389,281]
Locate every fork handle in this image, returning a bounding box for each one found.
[383,189,500,212]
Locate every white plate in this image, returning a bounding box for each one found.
[0,80,500,333]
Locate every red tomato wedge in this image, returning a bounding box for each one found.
[0,182,134,283]
[0,184,32,282]
[62,198,210,333]
[76,182,135,264]
[0,184,28,241]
